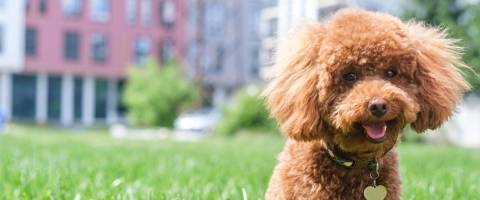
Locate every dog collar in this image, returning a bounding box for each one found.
[321,141,377,169]
[322,141,391,199]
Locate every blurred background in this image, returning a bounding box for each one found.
[0,0,479,199]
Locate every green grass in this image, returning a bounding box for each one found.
[0,125,479,199]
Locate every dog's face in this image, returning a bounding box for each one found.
[264,9,470,157]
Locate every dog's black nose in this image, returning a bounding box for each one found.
[368,98,388,117]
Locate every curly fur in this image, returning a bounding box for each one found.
[263,9,470,199]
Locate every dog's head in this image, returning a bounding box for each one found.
[264,9,470,157]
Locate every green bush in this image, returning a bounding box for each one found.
[215,85,277,135]
[401,127,425,143]
[123,59,198,127]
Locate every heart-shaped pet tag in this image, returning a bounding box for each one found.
[363,185,387,200]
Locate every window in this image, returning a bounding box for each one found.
[47,76,62,121]
[141,0,152,26]
[91,33,108,63]
[267,48,274,64]
[12,75,37,120]
[25,0,31,11]
[39,0,48,14]
[133,37,150,64]
[0,26,3,54]
[90,0,110,22]
[126,0,137,24]
[206,3,224,35]
[73,77,83,120]
[64,31,80,60]
[251,49,259,75]
[160,0,175,26]
[25,27,37,56]
[214,46,224,72]
[159,39,174,63]
[94,79,107,119]
[62,0,82,17]
[266,0,277,7]
[268,18,277,37]
[116,80,127,116]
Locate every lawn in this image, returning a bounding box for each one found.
[0,125,479,200]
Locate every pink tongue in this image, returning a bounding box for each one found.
[363,123,387,139]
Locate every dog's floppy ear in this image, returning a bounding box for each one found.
[407,22,471,133]
[263,22,327,141]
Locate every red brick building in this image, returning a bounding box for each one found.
[1,0,186,125]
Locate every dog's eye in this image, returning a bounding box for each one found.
[385,69,398,78]
[342,72,358,82]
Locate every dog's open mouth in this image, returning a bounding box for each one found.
[363,123,387,143]
[357,119,398,143]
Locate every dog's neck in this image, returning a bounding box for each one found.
[321,140,393,169]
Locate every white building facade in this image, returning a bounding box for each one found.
[277,0,404,37]
[277,0,351,38]
[259,0,278,78]
[0,0,25,119]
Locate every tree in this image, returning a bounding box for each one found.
[403,0,480,90]
[215,85,277,135]
[123,59,198,127]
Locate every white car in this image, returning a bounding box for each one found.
[174,109,220,134]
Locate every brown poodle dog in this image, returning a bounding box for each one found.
[263,9,470,200]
